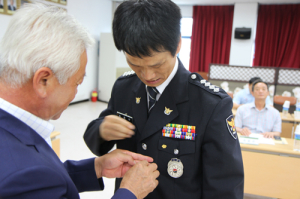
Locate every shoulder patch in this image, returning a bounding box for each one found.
[226,115,237,139]
[188,73,226,98]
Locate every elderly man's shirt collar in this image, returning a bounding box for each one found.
[0,98,54,147]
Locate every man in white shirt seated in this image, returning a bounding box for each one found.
[233,77,273,109]
[235,80,281,138]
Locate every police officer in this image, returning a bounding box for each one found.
[84,0,244,198]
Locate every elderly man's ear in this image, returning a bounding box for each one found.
[32,67,57,98]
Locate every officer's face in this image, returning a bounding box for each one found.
[125,40,181,87]
[253,82,269,101]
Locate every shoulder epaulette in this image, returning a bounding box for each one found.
[118,70,136,79]
[188,73,227,98]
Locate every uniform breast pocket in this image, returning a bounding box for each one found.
[158,137,196,179]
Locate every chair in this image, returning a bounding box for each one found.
[196,72,208,80]
[227,92,233,98]
[273,95,297,106]
[273,95,297,114]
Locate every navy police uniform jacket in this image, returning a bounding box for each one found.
[84,59,244,199]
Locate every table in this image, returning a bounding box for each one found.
[232,109,299,138]
[50,131,60,158]
[241,137,300,199]
[280,113,298,138]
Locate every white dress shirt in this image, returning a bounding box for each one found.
[0,98,54,147]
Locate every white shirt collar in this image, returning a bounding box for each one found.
[0,98,54,147]
[146,57,179,100]
[250,101,269,110]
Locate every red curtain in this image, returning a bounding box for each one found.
[253,4,300,68]
[189,6,234,73]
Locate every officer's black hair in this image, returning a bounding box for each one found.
[112,0,182,58]
[249,77,262,85]
[252,80,269,92]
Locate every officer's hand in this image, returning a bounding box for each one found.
[240,127,251,136]
[100,115,135,141]
[120,161,159,199]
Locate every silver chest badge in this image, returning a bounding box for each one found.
[167,158,184,178]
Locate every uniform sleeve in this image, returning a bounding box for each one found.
[234,107,243,129]
[232,90,242,104]
[202,96,244,199]
[83,84,118,156]
[111,188,137,199]
[63,158,103,192]
[272,110,282,133]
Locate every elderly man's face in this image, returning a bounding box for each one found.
[48,50,87,120]
[10,0,13,5]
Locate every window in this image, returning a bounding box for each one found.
[178,18,193,70]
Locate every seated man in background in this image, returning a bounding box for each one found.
[235,80,281,138]
[0,3,159,199]
[233,77,272,109]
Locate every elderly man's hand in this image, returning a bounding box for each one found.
[120,161,160,199]
[240,127,252,136]
[94,149,153,179]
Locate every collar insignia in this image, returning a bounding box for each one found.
[136,97,141,104]
[164,107,173,115]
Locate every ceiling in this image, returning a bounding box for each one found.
[172,0,300,5]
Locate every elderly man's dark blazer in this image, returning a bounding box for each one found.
[0,109,135,199]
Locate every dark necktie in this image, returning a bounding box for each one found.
[147,86,159,112]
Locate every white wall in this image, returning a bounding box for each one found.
[229,3,258,66]
[180,5,193,17]
[0,0,113,102]
[98,33,117,102]
[67,0,112,102]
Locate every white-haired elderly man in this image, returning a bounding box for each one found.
[0,3,159,199]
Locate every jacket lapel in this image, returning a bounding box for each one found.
[132,81,148,134]
[0,109,54,156]
[139,59,190,141]
[140,86,179,141]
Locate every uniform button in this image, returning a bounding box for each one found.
[142,143,147,150]
[191,74,196,79]
[174,149,179,155]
